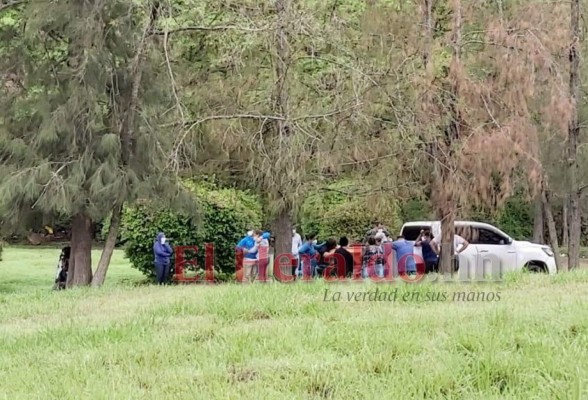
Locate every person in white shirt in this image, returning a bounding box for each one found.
[430,233,469,271]
[292,228,303,278]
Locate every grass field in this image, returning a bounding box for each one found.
[1,246,588,399]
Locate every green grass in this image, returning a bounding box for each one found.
[1,246,588,399]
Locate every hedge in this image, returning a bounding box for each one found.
[121,181,262,280]
[300,180,403,242]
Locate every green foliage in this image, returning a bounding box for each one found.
[466,196,533,240]
[400,199,434,222]
[494,198,533,240]
[121,182,262,280]
[300,180,402,242]
[0,1,177,228]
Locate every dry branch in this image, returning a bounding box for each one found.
[0,0,24,11]
[149,24,272,35]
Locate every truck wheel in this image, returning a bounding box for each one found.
[524,261,547,273]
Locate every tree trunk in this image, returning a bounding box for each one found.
[436,0,461,278]
[532,194,544,244]
[271,209,292,261]
[567,0,581,270]
[562,199,569,247]
[439,209,455,277]
[67,213,93,287]
[91,204,123,287]
[272,0,293,258]
[422,0,433,69]
[542,188,565,272]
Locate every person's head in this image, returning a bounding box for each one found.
[326,238,337,251]
[373,220,381,228]
[306,232,317,242]
[367,236,376,245]
[375,231,386,242]
[339,236,349,247]
[253,229,263,241]
[292,227,297,235]
[422,230,431,239]
[61,246,71,260]
[396,235,404,241]
[156,232,166,244]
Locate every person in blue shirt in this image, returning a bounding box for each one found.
[392,235,416,276]
[153,232,173,285]
[237,230,259,282]
[415,230,439,273]
[298,233,324,278]
[237,230,256,258]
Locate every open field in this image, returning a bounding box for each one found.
[1,247,588,399]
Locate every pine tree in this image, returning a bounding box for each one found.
[0,0,181,286]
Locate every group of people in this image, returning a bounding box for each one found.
[291,222,416,279]
[236,229,272,282]
[291,221,471,279]
[51,220,470,288]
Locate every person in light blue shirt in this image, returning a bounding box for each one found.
[237,230,259,282]
[392,235,416,276]
[298,233,323,278]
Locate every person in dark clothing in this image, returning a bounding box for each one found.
[415,231,439,273]
[316,238,338,277]
[334,237,355,278]
[153,232,173,285]
[53,246,70,290]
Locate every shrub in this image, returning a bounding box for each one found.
[121,182,262,280]
[300,180,402,242]
[494,197,533,240]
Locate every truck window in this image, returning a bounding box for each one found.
[401,226,431,241]
[477,228,507,245]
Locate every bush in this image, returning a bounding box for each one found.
[300,180,402,242]
[400,199,434,222]
[494,197,533,240]
[121,182,262,280]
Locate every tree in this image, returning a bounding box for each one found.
[166,0,390,256]
[566,0,582,270]
[412,0,568,274]
[0,0,182,286]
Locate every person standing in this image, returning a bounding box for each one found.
[363,236,384,278]
[364,220,390,243]
[153,232,173,285]
[415,231,439,273]
[392,235,416,276]
[292,227,303,279]
[257,232,271,282]
[334,237,355,278]
[298,233,321,278]
[430,232,469,272]
[241,230,262,282]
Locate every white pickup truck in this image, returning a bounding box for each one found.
[400,221,557,276]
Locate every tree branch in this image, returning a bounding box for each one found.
[149,24,271,35]
[0,0,24,11]
[577,184,588,194]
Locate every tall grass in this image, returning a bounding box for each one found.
[0,246,587,399]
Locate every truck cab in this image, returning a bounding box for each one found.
[400,221,557,277]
